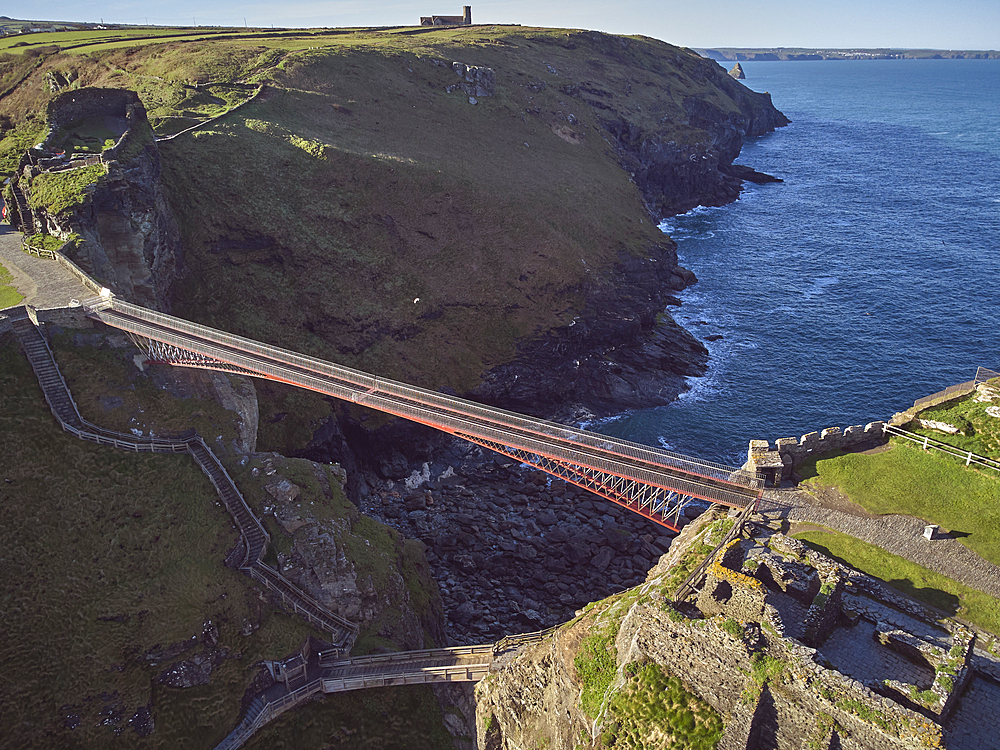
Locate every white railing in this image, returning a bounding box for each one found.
[885,425,1000,474]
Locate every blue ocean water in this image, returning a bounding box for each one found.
[597,59,1000,467]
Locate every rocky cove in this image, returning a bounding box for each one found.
[1,29,806,748]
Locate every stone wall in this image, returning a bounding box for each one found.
[801,568,844,647]
[36,305,96,329]
[44,88,136,138]
[477,517,945,750]
[747,421,887,478]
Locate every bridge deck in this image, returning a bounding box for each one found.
[86,298,762,512]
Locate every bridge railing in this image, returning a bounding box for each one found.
[319,644,494,668]
[493,625,559,655]
[672,505,754,602]
[87,298,755,484]
[85,299,763,507]
[322,664,491,693]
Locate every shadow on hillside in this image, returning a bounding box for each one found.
[802,539,962,616]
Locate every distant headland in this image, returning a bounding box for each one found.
[698,47,1000,61]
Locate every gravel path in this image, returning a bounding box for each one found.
[0,225,92,310]
[759,489,1000,599]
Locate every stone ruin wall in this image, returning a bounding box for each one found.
[41,88,150,163]
[747,421,887,480]
[616,597,941,749]
[45,88,134,136]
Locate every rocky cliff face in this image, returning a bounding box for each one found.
[475,512,948,750]
[69,145,181,309]
[467,42,788,419]
[601,82,788,218]
[24,89,182,309]
[472,243,708,421]
[243,451,447,650]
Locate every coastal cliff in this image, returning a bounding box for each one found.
[475,512,948,750]
[0,28,790,749]
[13,88,181,309]
[1,29,788,431]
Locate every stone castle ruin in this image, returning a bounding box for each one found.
[10,87,180,308]
[675,512,997,747]
[421,5,472,26]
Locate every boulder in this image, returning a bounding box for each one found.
[592,546,615,571]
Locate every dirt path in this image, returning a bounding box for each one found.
[0,226,93,310]
[758,487,1000,599]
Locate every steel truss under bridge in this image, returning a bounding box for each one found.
[84,296,763,532]
[461,434,705,529]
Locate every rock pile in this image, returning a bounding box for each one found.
[361,456,691,643]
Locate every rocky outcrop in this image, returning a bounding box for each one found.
[70,157,180,309]
[602,93,788,218]
[447,62,496,100]
[475,513,951,750]
[21,88,182,310]
[472,244,707,420]
[244,452,447,650]
[729,62,746,79]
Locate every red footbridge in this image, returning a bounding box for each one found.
[82,295,763,531]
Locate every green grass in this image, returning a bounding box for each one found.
[26,163,106,214]
[908,388,1000,458]
[5,330,455,745]
[23,232,69,252]
[794,528,1000,635]
[0,26,778,451]
[602,662,723,749]
[798,440,1000,565]
[740,652,786,704]
[0,259,24,308]
[0,111,46,178]
[573,588,649,718]
[575,626,619,718]
[52,117,119,153]
[242,684,455,750]
[0,336,317,748]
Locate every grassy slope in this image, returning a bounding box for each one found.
[0,332,454,749]
[0,335,311,748]
[156,31,676,379]
[0,26,762,447]
[906,384,1000,459]
[798,440,1000,565]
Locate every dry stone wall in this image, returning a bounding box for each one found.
[747,421,887,478]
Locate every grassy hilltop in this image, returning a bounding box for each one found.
[1,24,782,449]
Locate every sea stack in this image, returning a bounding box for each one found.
[728,62,746,79]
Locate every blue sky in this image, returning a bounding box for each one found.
[6,0,999,49]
